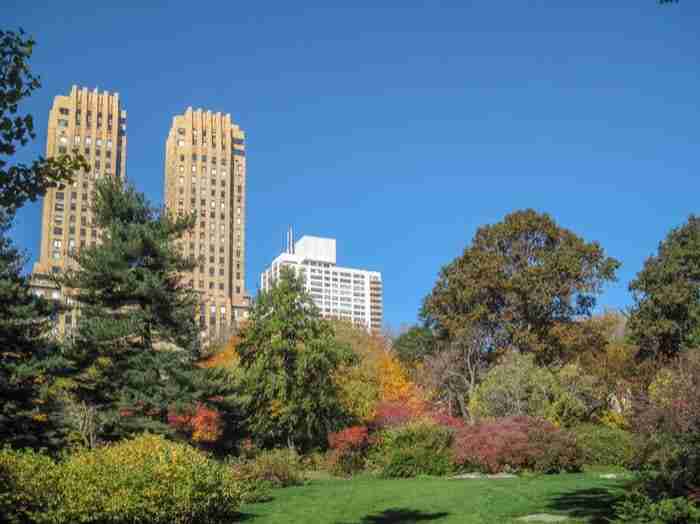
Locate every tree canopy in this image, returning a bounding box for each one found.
[236,268,355,450]
[57,177,203,443]
[422,209,620,364]
[0,29,86,215]
[628,215,700,360]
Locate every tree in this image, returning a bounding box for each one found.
[57,177,203,443]
[421,327,489,421]
[0,29,86,214]
[0,28,86,449]
[0,212,67,449]
[236,268,355,450]
[422,209,620,364]
[628,215,700,360]
[393,325,437,366]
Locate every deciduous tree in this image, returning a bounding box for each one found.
[422,209,619,364]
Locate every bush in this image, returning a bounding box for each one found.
[327,426,370,477]
[614,491,700,524]
[231,448,303,488]
[370,421,454,478]
[573,424,635,467]
[452,416,583,474]
[0,447,57,524]
[0,434,243,524]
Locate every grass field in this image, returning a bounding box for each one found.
[238,472,630,524]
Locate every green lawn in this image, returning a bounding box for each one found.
[238,472,630,524]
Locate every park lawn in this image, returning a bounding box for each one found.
[238,472,630,524]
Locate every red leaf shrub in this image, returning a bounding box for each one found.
[328,426,369,451]
[429,411,465,429]
[372,401,418,429]
[327,426,370,476]
[452,416,582,474]
[167,403,222,443]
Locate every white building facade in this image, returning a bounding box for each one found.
[260,236,383,334]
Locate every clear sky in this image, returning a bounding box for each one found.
[4,1,699,330]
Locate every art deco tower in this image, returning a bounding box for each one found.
[163,108,248,337]
[31,86,127,332]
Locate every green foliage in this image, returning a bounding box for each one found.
[469,352,603,427]
[629,215,700,359]
[614,492,700,524]
[0,434,243,524]
[573,424,635,467]
[0,29,87,215]
[0,29,86,451]
[469,352,554,420]
[56,177,209,443]
[371,421,454,478]
[0,214,68,450]
[231,448,304,489]
[393,325,436,366]
[237,268,356,450]
[422,209,619,364]
[0,446,57,524]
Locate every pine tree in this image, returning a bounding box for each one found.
[237,268,356,450]
[0,211,67,449]
[58,177,203,443]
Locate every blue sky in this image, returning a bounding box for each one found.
[4,1,699,330]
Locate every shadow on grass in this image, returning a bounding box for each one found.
[337,508,449,524]
[232,512,258,521]
[546,487,624,524]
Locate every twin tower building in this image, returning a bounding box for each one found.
[32,86,249,339]
[32,85,384,338]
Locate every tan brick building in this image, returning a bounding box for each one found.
[163,108,249,338]
[32,86,127,333]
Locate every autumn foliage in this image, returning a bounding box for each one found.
[452,416,582,474]
[198,335,241,369]
[168,403,223,443]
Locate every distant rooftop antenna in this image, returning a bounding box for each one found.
[286,225,295,254]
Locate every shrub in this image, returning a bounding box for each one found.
[231,448,303,488]
[0,434,243,524]
[573,423,635,467]
[0,447,57,524]
[614,491,700,524]
[452,416,583,474]
[327,426,370,476]
[371,401,420,429]
[370,421,454,478]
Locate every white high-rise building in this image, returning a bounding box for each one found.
[260,234,383,334]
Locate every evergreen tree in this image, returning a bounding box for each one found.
[58,177,203,443]
[237,268,356,450]
[0,28,86,449]
[0,211,67,449]
[629,215,700,360]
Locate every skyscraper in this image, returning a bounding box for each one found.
[163,108,248,338]
[32,86,127,333]
[260,234,383,334]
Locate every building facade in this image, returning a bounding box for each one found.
[163,108,248,338]
[260,235,383,334]
[32,86,127,333]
